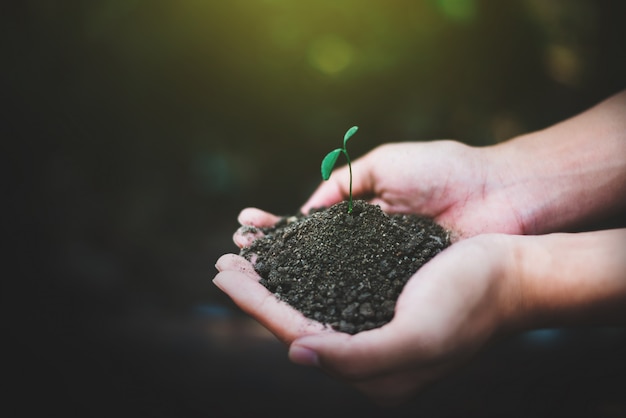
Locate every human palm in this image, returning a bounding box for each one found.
[215,139,529,403]
[215,92,626,404]
[214,234,517,404]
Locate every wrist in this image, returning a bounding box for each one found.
[509,230,626,330]
[481,135,541,235]
[489,235,531,335]
[485,92,626,235]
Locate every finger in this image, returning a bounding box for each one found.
[301,157,374,214]
[300,171,347,214]
[368,197,394,213]
[237,208,282,227]
[288,316,437,380]
[288,326,399,378]
[288,325,460,405]
[234,208,283,248]
[213,269,329,344]
[233,225,266,248]
[215,254,260,279]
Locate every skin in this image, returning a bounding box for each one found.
[214,90,626,405]
[300,90,626,239]
[216,230,626,405]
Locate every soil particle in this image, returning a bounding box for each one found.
[240,200,450,334]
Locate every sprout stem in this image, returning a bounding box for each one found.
[343,149,353,213]
[320,126,359,214]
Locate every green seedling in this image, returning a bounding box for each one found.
[321,126,359,213]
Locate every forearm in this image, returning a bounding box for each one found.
[489,90,626,234]
[511,229,626,330]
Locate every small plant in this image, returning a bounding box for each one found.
[321,125,358,213]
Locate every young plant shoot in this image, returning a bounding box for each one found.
[321,126,358,213]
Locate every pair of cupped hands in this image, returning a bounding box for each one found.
[214,141,531,405]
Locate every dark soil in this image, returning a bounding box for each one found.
[240,200,450,334]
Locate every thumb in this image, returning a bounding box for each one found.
[300,168,349,214]
[289,332,369,379]
[301,158,374,214]
[288,323,422,380]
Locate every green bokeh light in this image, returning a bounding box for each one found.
[308,34,355,75]
[436,0,477,22]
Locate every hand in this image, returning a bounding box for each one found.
[219,211,626,405]
[301,140,527,239]
[306,91,626,238]
[214,253,331,343]
[215,233,521,405]
[215,91,626,405]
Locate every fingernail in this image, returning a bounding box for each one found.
[289,345,319,367]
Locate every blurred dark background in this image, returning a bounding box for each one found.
[4,1,625,417]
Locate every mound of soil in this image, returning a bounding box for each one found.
[240,200,450,334]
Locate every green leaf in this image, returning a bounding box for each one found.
[321,148,342,180]
[343,126,358,147]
